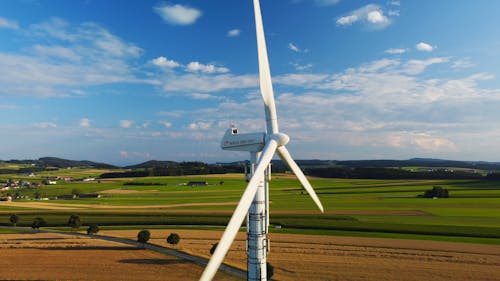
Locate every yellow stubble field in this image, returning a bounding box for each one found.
[0,232,236,281]
[101,229,500,281]
[1,229,499,281]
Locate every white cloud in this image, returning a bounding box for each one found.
[337,15,358,26]
[275,73,329,87]
[120,120,134,129]
[227,29,241,37]
[0,18,147,97]
[186,61,229,74]
[0,104,17,109]
[31,19,143,58]
[288,43,301,52]
[87,23,143,58]
[0,17,19,29]
[336,4,391,29]
[32,45,80,61]
[387,10,400,16]
[163,73,257,93]
[79,118,91,128]
[188,121,212,130]
[411,133,457,152]
[152,57,230,74]
[30,18,74,41]
[160,121,172,128]
[452,57,475,69]
[158,110,185,118]
[267,65,499,157]
[190,93,216,99]
[151,56,180,69]
[416,42,434,52]
[315,0,340,6]
[154,4,202,25]
[403,57,449,75]
[141,121,151,128]
[120,151,152,159]
[386,132,457,152]
[388,0,400,6]
[35,122,57,129]
[291,62,314,71]
[385,48,407,54]
[367,10,389,24]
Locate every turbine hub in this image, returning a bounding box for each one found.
[269,133,289,147]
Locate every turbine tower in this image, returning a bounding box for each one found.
[200,1,324,280]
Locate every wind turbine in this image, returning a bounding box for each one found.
[200,0,324,280]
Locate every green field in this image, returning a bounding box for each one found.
[1,170,499,243]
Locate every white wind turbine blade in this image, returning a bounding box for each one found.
[200,139,278,281]
[277,146,324,213]
[254,0,279,134]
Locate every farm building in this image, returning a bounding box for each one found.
[187,181,208,187]
[56,194,101,199]
[79,193,101,198]
[57,195,77,200]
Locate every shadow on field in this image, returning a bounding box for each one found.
[119,258,190,265]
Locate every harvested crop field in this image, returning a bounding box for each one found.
[0,232,237,281]
[101,229,500,281]
[99,188,160,194]
[1,230,499,281]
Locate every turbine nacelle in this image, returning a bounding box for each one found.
[221,127,265,152]
[220,126,289,153]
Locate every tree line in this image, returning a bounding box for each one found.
[303,167,490,180]
[100,162,244,178]
[99,164,500,180]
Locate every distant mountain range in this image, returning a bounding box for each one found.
[2,157,500,171]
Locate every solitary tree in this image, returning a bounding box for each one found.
[423,186,449,198]
[31,217,46,231]
[209,242,218,255]
[9,214,19,227]
[137,230,151,244]
[71,188,81,198]
[267,262,274,279]
[67,214,81,231]
[166,233,180,246]
[87,224,99,235]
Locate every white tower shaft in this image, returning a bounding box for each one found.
[247,152,268,281]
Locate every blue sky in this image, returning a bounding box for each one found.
[1,0,499,165]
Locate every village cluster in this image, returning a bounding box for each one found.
[0,174,99,201]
